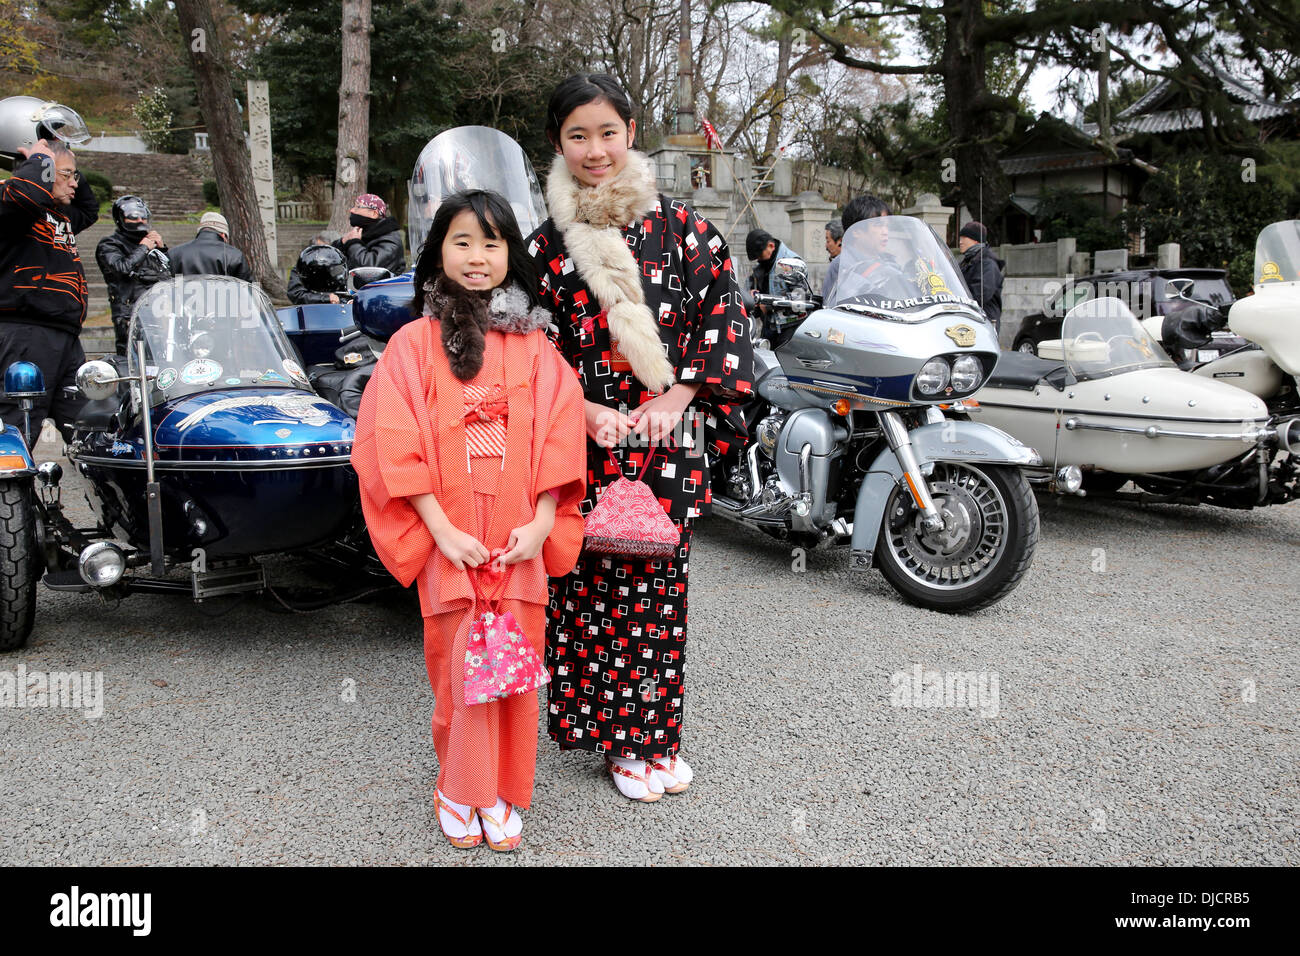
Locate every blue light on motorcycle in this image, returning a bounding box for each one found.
[4,361,45,398]
[916,358,950,395]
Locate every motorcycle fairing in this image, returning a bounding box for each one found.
[777,306,999,405]
[0,423,35,476]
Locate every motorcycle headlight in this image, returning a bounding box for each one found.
[916,358,950,396]
[951,354,983,392]
[78,542,125,588]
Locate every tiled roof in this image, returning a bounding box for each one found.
[1000,150,1137,176]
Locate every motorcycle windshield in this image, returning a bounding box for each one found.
[128,277,314,403]
[829,215,979,317]
[407,126,547,256]
[1060,296,1174,381]
[1253,220,1300,288]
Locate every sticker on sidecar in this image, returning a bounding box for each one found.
[173,393,339,431]
[283,359,309,384]
[179,359,222,385]
[156,368,177,390]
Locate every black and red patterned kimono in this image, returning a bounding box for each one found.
[528,165,754,761]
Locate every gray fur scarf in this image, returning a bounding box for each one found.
[546,149,677,393]
[423,275,551,380]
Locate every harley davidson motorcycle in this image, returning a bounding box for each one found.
[713,216,1041,613]
[960,222,1300,509]
[1155,220,1300,421]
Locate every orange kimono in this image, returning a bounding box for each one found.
[351,315,586,808]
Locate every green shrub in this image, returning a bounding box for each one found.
[83,170,113,206]
[203,179,220,206]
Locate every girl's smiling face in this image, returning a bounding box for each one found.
[440,208,508,291]
[557,99,636,187]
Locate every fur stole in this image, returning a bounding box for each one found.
[423,275,551,380]
[546,149,677,393]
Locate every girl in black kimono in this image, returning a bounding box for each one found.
[528,74,755,802]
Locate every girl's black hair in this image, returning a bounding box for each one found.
[544,73,635,150]
[409,189,540,315]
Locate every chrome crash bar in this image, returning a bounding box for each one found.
[1064,418,1276,443]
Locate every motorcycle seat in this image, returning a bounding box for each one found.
[74,398,120,432]
[985,351,1071,392]
[312,365,372,420]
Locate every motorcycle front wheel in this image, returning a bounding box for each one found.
[0,480,40,650]
[876,462,1038,613]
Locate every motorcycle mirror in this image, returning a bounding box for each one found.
[775,257,808,276]
[76,360,121,401]
[1167,278,1194,299]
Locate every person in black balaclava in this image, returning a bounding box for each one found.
[96,195,170,355]
[334,193,406,275]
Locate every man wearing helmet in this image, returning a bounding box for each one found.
[0,135,99,443]
[287,234,347,305]
[96,196,171,354]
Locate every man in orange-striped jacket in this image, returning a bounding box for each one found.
[0,138,99,442]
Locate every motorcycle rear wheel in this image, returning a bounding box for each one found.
[876,462,1038,613]
[0,481,40,651]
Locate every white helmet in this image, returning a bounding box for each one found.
[0,96,91,165]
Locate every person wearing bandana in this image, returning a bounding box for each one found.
[334,193,406,276]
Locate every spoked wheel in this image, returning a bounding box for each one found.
[0,481,40,651]
[876,462,1038,613]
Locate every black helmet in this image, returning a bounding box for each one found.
[112,195,151,235]
[297,244,347,293]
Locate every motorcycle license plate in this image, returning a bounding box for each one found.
[1197,349,1220,362]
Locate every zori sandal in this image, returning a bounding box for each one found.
[606,757,665,802]
[435,789,482,849]
[649,754,693,793]
[478,798,522,852]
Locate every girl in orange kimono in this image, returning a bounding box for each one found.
[351,190,586,851]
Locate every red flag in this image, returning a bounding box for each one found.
[700,118,723,151]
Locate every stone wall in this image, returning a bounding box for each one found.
[75,151,208,220]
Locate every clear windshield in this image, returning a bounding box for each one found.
[1254,220,1300,288]
[1061,296,1173,381]
[407,126,547,257]
[829,215,978,315]
[128,277,313,404]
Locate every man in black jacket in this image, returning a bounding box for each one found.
[95,195,171,354]
[335,193,405,275]
[0,138,98,442]
[169,212,254,280]
[957,220,1005,331]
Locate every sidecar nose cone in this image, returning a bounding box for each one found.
[79,542,126,588]
[4,361,44,398]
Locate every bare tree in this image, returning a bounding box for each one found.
[328,0,371,233]
[173,0,286,297]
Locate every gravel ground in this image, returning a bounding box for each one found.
[1,432,1296,866]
